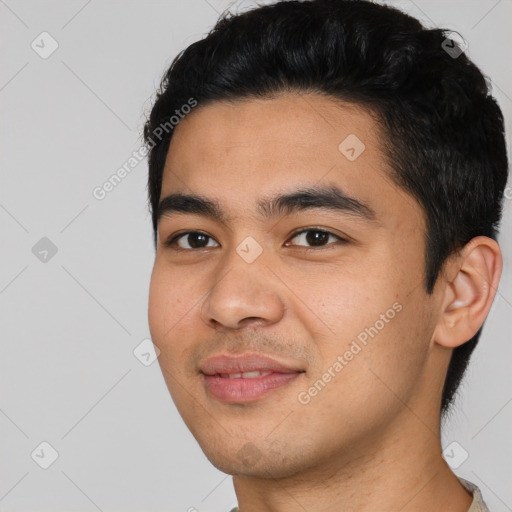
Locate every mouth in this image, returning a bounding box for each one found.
[200,353,306,403]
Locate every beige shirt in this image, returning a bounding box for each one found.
[228,477,490,511]
[459,477,490,512]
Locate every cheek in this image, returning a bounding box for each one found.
[291,260,392,346]
[293,254,427,383]
[148,262,198,352]
[148,264,201,408]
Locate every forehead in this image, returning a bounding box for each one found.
[160,93,422,228]
[164,93,380,175]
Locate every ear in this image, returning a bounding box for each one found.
[434,236,503,349]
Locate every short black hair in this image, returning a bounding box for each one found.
[144,0,509,416]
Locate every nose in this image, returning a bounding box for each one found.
[200,253,286,331]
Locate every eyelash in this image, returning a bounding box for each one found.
[163,228,348,252]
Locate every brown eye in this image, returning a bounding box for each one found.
[286,228,346,248]
[165,231,219,250]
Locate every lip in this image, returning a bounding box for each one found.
[200,353,304,375]
[200,353,305,403]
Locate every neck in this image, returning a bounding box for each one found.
[232,406,473,512]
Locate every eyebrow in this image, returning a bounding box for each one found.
[156,185,377,226]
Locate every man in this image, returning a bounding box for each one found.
[144,0,508,510]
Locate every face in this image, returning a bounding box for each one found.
[148,93,442,478]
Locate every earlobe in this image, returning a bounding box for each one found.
[434,236,502,349]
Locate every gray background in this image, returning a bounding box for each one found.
[0,0,510,511]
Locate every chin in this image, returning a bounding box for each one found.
[197,438,312,480]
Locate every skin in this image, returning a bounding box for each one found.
[148,92,502,512]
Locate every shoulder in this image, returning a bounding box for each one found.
[458,477,491,512]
